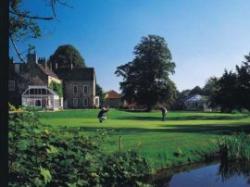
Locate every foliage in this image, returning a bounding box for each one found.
[96,83,105,107]
[218,133,250,162]
[210,52,250,112]
[9,111,150,186]
[171,89,191,110]
[49,44,86,75]
[202,77,220,108]
[9,103,17,111]
[49,81,63,97]
[100,151,150,187]
[9,0,68,63]
[115,35,177,111]
[189,86,203,96]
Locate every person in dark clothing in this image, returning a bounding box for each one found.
[97,107,109,123]
[160,106,167,121]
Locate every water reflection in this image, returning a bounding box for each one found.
[219,161,250,184]
[152,161,250,187]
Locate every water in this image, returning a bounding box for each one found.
[153,162,250,187]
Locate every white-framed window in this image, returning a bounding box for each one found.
[8,80,15,91]
[73,85,78,95]
[73,98,78,108]
[83,85,88,94]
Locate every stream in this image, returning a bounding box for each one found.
[152,161,250,187]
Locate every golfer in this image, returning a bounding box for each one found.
[160,106,167,121]
[97,107,109,123]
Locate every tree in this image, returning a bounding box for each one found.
[214,70,238,112]
[172,89,191,110]
[49,44,86,74]
[96,83,104,107]
[203,77,220,108]
[9,0,69,62]
[235,53,250,109]
[189,86,203,96]
[211,52,250,112]
[115,35,176,111]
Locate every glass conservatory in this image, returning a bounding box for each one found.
[22,85,63,110]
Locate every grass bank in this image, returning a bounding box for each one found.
[39,109,250,170]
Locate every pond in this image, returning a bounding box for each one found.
[152,161,250,187]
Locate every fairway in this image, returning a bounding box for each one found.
[39,109,250,170]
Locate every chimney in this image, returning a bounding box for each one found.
[14,63,20,73]
[27,49,38,64]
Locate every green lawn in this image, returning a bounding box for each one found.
[38,109,250,170]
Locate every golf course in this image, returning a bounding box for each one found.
[38,109,250,170]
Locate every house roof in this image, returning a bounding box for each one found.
[58,68,95,81]
[105,90,121,99]
[37,64,59,79]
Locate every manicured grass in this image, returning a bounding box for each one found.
[38,109,250,170]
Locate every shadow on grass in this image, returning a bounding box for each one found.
[57,123,250,136]
[115,115,249,121]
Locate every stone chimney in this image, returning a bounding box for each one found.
[27,49,38,64]
[14,63,20,74]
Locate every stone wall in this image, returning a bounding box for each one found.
[63,80,95,108]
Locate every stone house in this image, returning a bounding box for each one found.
[56,68,99,108]
[9,49,99,109]
[9,51,63,110]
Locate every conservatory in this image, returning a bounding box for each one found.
[22,85,63,110]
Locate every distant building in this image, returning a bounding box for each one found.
[104,90,123,108]
[184,94,211,111]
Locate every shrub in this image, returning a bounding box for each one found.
[9,111,150,186]
[100,151,150,187]
[218,133,250,162]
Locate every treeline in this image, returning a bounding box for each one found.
[173,52,250,112]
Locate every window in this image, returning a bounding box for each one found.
[83,85,88,94]
[73,85,78,95]
[84,98,88,106]
[8,80,15,91]
[73,98,78,108]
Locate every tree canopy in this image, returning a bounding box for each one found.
[9,0,68,63]
[209,52,250,112]
[115,35,177,111]
[49,44,86,72]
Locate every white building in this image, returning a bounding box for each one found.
[22,86,63,111]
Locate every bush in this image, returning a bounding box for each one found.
[218,133,250,162]
[100,151,150,187]
[9,111,150,186]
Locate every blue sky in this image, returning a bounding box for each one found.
[11,0,250,92]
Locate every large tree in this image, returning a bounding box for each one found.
[115,35,176,111]
[49,44,86,73]
[9,0,69,62]
[212,52,250,112]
